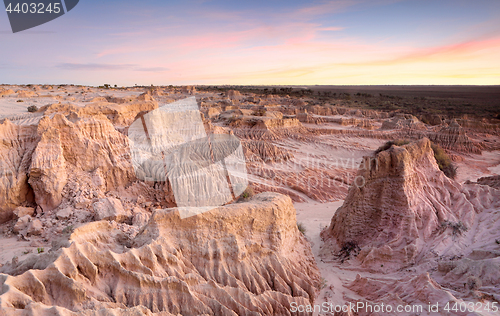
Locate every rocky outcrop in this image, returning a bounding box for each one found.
[242,140,293,163]
[329,117,375,129]
[13,206,35,219]
[29,123,68,211]
[206,107,222,118]
[0,193,321,315]
[420,113,443,125]
[341,182,500,313]
[476,175,500,189]
[28,114,135,211]
[226,90,243,100]
[428,119,482,154]
[181,86,196,94]
[380,114,426,130]
[297,113,325,124]
[321,138,493,270]
[0,88,15,97]
[16,90,37,98]
[457,118,500,134]
[40,100,158,126]
[346,273,459,316]
[0,120,37,222]
[233,117,309,141]
[304,105,337,116]
[93,197,131,222]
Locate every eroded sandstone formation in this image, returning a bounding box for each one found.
[1,85,499,316]
[0,120,37,222]
[428,119,482,154]
[321,138,499,270]
[0,103,149,219]
[0,193,320,315]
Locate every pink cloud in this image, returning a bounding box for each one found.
[68,2,500,85]
[318,27,345,31]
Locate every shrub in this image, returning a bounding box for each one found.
[466,276,482,291]
[374,139,410,154]
[375,141,394,154]
[27,105,38,112]
[37,247,44,254]
[252,109,267,116]
[16,99,24,102]
[227,115,244,127]
[240,186,254,199]
[62,225,74,235]
[431,143,457,179]
[320,277,328,289]
[297,223,306,235]
[337,241,360,263]
[440,221,468,236]
[392,139,410,147]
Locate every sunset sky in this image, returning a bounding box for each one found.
[1,0,500,85]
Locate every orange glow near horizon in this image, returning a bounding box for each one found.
[2,0,500,85]
[132,34,500,86]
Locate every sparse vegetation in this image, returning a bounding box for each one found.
[62,225,74,235]
[337,241,360,263]
[27,105,38,112]
[466,276,482,291]
[227,115,243,127]
[320,277,328,289]
[375,141,393,154]
[252,108,267,116]
[197,85,500,119]
[374,139,410,154]
[16,99,24,102]
[375,140,457,179]
[393,139,411,146]
[431,143,457,179]
[37,247,44,254]
[240,186,255,199]
[440,221,468,237]
[297,223,306,235]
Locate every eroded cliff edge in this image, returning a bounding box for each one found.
[0,193,320,316]
[320,138,500,314]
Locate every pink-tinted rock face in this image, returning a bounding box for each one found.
[321,138,498,270]
[477,175,500,189]
[428,119,482,154]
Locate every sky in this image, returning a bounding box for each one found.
[1,0,500,86]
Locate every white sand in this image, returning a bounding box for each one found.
[455,150,500,183]
[0,237,40,265]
